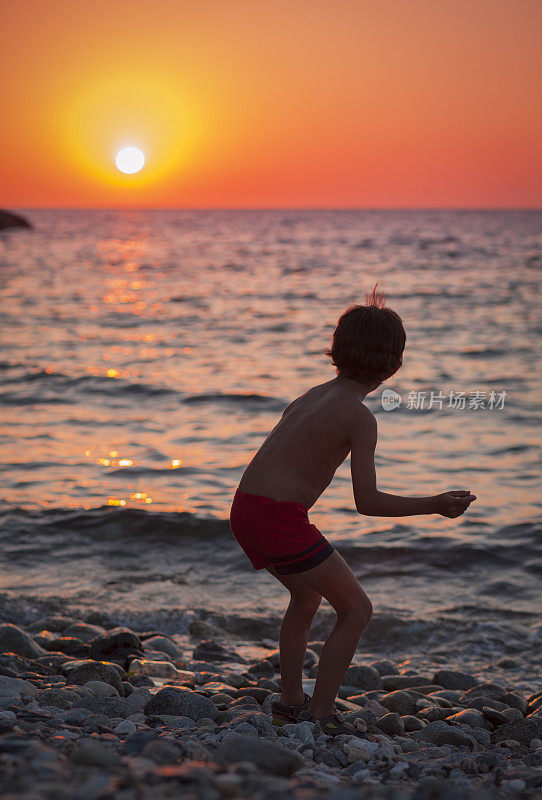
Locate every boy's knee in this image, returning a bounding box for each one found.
[339,595,372,629]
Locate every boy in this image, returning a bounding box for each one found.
[229,285,476,736]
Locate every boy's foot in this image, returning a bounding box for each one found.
[298,710,357,736]
[271,692,312,726]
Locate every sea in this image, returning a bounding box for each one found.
[0,209,540,693]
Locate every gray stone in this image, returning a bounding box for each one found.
[64,660,124,693]
[379,690,417,716]
[216,731,304,776]
[344,665,382,690]
[0,623,46,658]
[73,696,130,719]
[247,659,275,677]
[142,635,181,658]
[35,688,81,709]
[432,670,478,690]
[482,706,508,725]
[63,622,107,643]
[492,718,542,748]
[88,627,144,663]
[370,660,398,676]
[376,712,404,736]
[446,709,488,729]
[144,686,218,720]
[70,740,121,767]
[0,675,39,699]
[503,692,528,714]
[140,738,181,763]
[411,720,475,749]
[82,680,119,697]
[193,639,243,663]
[401,715,425,731]
[227,710,277,737]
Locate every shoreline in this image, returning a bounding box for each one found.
[1,613,541,799]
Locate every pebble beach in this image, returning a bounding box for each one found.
[1,210,541,798]
[1,614,541,800]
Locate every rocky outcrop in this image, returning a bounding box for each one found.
[0,209,32,230]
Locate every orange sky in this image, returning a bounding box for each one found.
[1,0,541,208]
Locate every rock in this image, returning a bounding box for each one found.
[217,731,304,776]
[82,680,119,697]
[73,696,130,719]
[503,692,528,714]
[64,660,124,693]
[460,682,508,702]
[432,670,478,690]
[492,718,542,748]
[482,706,508,725]
[379,690,417,716]
[370,660,398,676]
[113,719,137,735]
[421,706,456,722]
[144,686,218,720]
[446,709,488,729]
[279,720,315,745]
[0,623,46,658]
[63,623,107,643]
[226,710,277,737]
[247,659,275,677]
[0,675,39,699]
[88,627,144,665]
[344,665,382,690]
[193,639,244,663]
[466,696,509,713]
[140,738,181,763]
[411,720,475,749]
[0,209,32,230]
[142,636,181,659]
[70,740,121,768]
[381,675,432,691]
[401,715,425,731]
[35,688,80,709]
[502,707,524,722]
[346,739,379,763]
[376,712,404,736]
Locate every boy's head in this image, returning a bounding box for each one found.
[324,283,406,390]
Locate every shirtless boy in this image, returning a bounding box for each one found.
[229,285,477,736]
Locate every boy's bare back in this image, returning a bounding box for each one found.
[238,376,365,510]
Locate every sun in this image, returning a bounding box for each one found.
[115,146,145,174]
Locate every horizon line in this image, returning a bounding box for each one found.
[8,206,542,212]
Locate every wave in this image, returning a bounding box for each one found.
[0,505,539,571]
[182,392,285,409]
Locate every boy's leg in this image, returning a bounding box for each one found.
[292,550,372,718]
[265,564,322,706]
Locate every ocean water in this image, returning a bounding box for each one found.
[1,209,541,691]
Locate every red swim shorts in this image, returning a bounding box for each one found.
[229,488,334,574]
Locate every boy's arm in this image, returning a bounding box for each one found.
[349,406,474,517]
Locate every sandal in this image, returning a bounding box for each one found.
[298,710,357,736]
[271,692,312,726]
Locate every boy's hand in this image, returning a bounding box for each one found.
[436,490,477,518]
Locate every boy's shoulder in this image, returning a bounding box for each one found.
[334,391,377,435]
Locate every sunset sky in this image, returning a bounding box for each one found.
[1,0,541,208]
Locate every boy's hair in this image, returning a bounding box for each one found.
[323,283,406,386]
